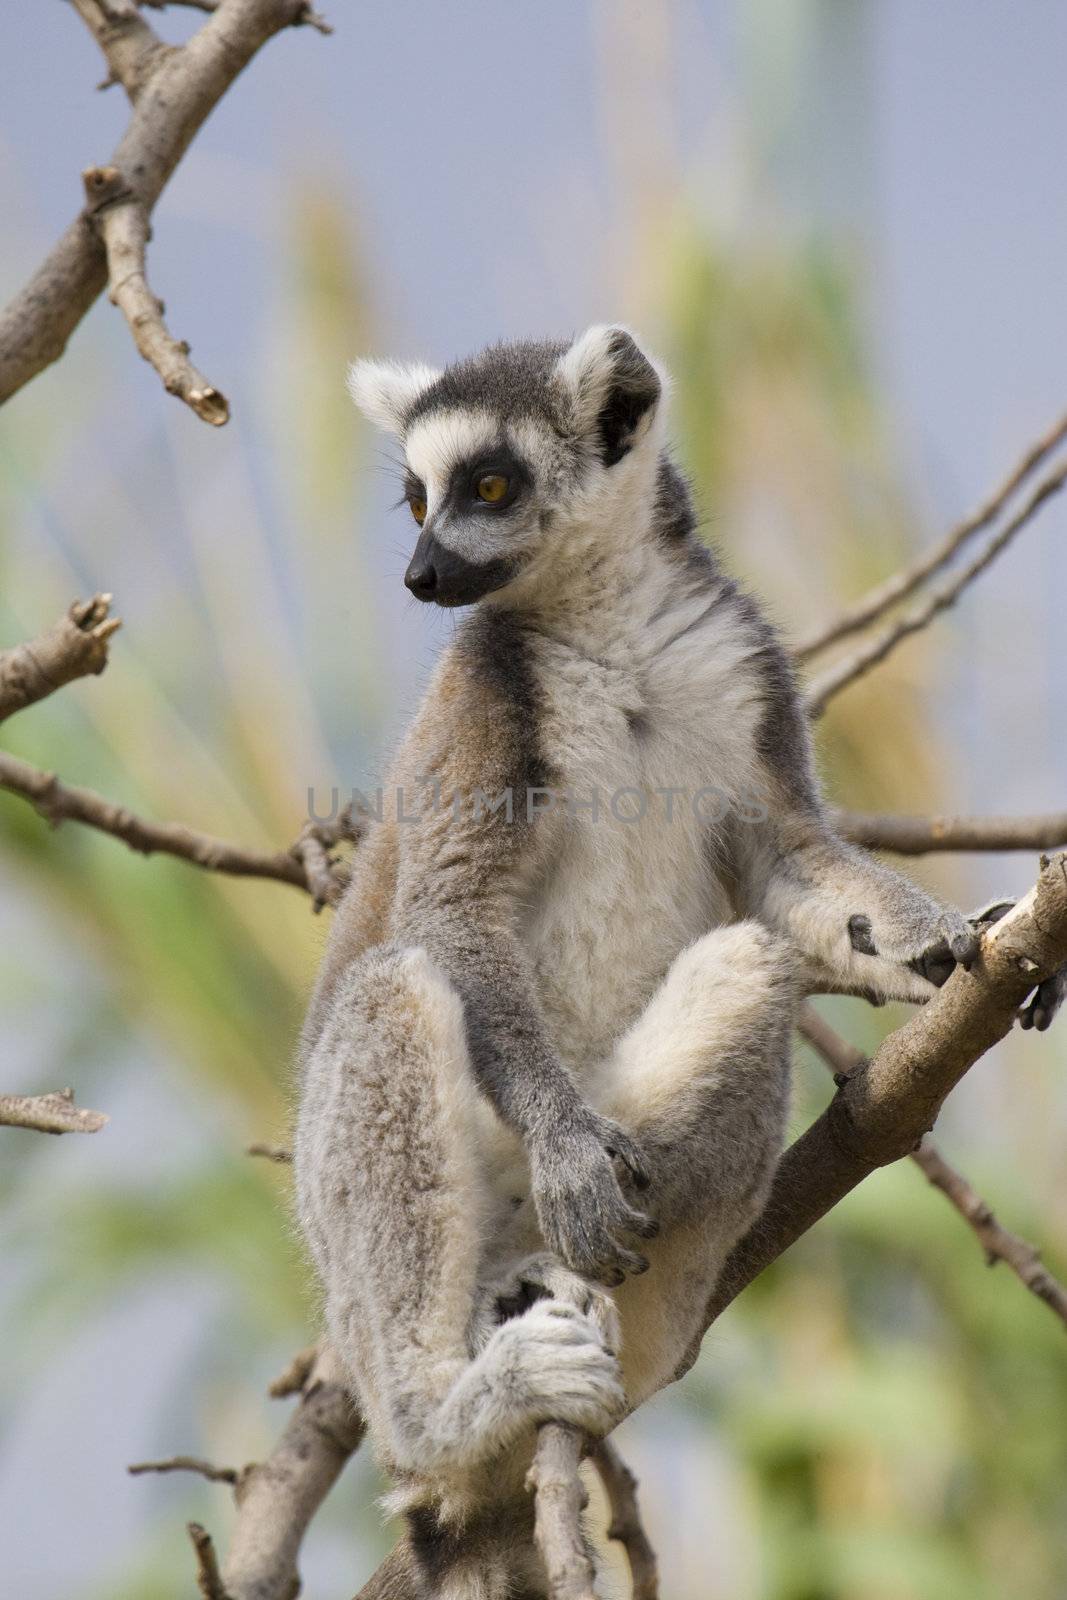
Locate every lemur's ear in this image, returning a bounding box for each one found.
[555,325,664,466]
[346,358,442,436]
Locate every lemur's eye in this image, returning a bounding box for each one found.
[477,474,509,504]
[409,496,427,526]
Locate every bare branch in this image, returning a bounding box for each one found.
[796,1005,1067,1329]
[686,852,1067,1364]
[137,0,333,31]
[0,595,120,725]
[590,1440,659,1600]
[267,1345,317,1399]
[797,409,1067,661]
[0,748,319,891]
[129,1455,238,1485]
[189,1522,231,1600]
[83,165,228,425]
[834,808,1067,856]
[841,812,1061,859]
[70,0,170,101]
[527,1424,597,1600]
[0,0,326,409]
[220,1344,365,1600]
[247,1142,294,1164]
[0,1088,108,1135]
[804,462,1067,716]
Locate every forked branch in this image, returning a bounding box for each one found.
[797,408,1067,660]
[0,0,327,412]
[797,1005,1067,1329]
[805,461,1067,716]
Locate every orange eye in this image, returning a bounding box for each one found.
[477,474,509,504]
[409,497,427,526]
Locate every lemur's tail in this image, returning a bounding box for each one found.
[354,1499,580,1600]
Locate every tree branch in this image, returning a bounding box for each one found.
[0,1088,108,1135]
[189,1522,230,1600]
[219,1344,365,1600]
[796,1005,1067,1329]
[834,808,1067,856]
[136,0,333,32]
[590,1440,659,1600]
[0,0,326,410]
[0,748,316,892]
[688,852,1067,1357]
[796,409,1067,661]
[527,1425,597,1600]
[0,597,354,902]
[129,1455,238,1484]
[83,164,228,425]
[804,461,1067,717]
[0,595,120,725]
[71,0,171,100]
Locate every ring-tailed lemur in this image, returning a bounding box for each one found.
[296,327,1063,1600]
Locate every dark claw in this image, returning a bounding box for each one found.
[950,927,980,970]
[848,914,877,956]
[1020,970,1067,1032]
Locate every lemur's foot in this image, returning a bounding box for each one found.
[482,1299,624,1437]
[968,898,1067,1031]
[486,1251,621,1356]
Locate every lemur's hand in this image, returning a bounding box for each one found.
[530,1111,658,1287]
[847,903,978,991]
[848,896,1067,1029]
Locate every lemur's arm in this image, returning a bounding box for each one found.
[749,816,1066,1026]
[754,815,978,1005]
[387,647,657,1285]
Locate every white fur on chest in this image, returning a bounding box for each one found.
[520,575,765,1072]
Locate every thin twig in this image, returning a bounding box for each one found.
[70,0,170,101]
[0,0,327,409]
[267,1345,317,1399]
[137,0,332,30]
[247,1142,293,1164]
[527,1424,597,1600]
[590,1440,659,1600]
[797,409,1067,660]
[834,808,1067,856]
[0,1088,108,1135]
[804,460,1067,716]
[0,595,120,725]
[83,165,228,425]
[188,1522,231,1600]
[796,1004,1067,1330]
[0,748,316,891]
[129,1456,238,1485]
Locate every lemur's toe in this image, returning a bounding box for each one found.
[1021,970,1067,1031]
[848,914,877,955]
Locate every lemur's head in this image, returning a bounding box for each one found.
[348,326,665,607]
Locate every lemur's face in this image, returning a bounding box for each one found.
[348,327,663,607]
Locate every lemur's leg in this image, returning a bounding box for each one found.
[295,943,623,1476]
[554,920,803,1408]
[590,920,801,1233]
